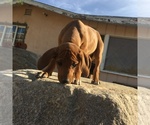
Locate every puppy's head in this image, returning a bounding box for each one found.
[56,49,78,84]
[39,43,91,84]
[56,43,91,84]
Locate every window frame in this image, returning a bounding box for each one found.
[12,23,27,46]
[13,25,27,45]
[101,34,137,78]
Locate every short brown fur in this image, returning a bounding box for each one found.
[36,20,104,85]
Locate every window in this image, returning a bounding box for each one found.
[4,27,12,43]
[104,36,137,76]
[0,24,27,47]
[13,25,27,45]
[24,9,32,15]
[0,25,12,47]
[0,25,5,43]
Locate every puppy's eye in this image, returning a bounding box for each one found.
[72,63,78,68]
[57,61,62,66]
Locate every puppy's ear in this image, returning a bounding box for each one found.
[37,47,58,70]
[78,50,91,77]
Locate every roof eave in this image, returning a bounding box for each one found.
[13,0,137,26]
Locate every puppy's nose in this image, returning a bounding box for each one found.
[62,79,70,84]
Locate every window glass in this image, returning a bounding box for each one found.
[3,26,12,44]
[15,27,26,42]
[0,25,4,32]
[12,24,27,49]
[13,26,16,32]
[104,36,137,76]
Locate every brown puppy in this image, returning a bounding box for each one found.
[36,20,104,85]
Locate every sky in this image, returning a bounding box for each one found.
[35,0,150,17]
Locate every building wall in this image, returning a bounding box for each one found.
[13,4,137,55]
[85,20,137,38]
[13,4,74,55]
[0,3,12,23]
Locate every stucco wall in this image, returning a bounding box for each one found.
[82,19,137,38]
[0,3,12,23]
[13,4,73,55]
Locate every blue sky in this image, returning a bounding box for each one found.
[35,0,150,17]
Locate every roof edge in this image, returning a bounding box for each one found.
[13,0,138,26]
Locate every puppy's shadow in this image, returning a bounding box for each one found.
[26,71,38,82]
[30,71,64,86]
[26,71,93,86]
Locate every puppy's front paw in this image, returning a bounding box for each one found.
[73,79,81,85]
[35,71,49,78]
[91,80,100,85]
